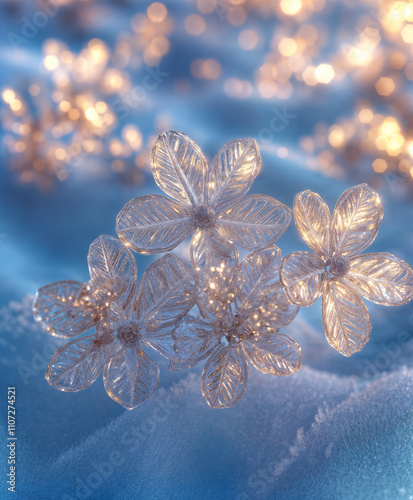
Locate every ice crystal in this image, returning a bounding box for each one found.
[169,246,300,409]
[35,238,196,409]
[116,130,292,256]
[280,184,413,356]
[32,132,413,409]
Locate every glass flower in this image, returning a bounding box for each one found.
[34,238,196,409]
[33,234,137,338]
[168,246,301,409]
[116,130,292,257]
[280,184,413,356]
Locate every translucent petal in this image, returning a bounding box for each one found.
[168,316,217,369]
[322,279,371,356]
[293,190,331,259]
[244,288,299,331]
[190,228,238,320]
[343,253,413,306]
[242,333,301,376]
[151,130,207,206]
[141,320,179,360]
[332,184,383,258]
[207,138,260,210]
[103,346,160,410]
[130,254,196,327]
[46,335,104,391]
[280,252,327,306]
[88,235,137,308]
[116,195,194,254]
[33,281,97,338]
[217,195,291,251]
[201,345,248,409]
[233,246,282,312]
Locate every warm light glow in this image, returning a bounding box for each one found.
[375,77,395,96]
[372,159,388,173]
[278,38,297,57]
[238,30,259,50]
[185,14,205,36]
[358,108,374,123]
[2,89,15,103]
[147,2,167,23]
[44,55,59,71]
[280,0,302,15]
[314,64,335,84]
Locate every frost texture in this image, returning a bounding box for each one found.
[281,184,413,356]
[32,134,413,410]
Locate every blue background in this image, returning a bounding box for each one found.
[0,1,413,499]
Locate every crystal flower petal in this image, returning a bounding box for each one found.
[131,253,196,327]
[343,253,413,306]
[207,138,260,210]
[322,279,371,357]
[88,235,137,309]
[201,344,248,409]
[103,346,160,410]
[242,332,301,376]
[151,130,207,206]
[331,184,383,258]
[46,335,105,391]
[116,195,194,254]
[33,281,97,338]
[280,251,327,306]
[168,315,217,371]
[190,228,238,320]
[217,194,291,251]
[293,190,332,259]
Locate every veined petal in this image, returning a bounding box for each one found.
[151,130,207,206]
[217,195,291,251]
[130,254,196,327]
[201,345,248,409]
[168,316,217,369]
[293,190,331,259]
[141,320,178,360]
[244,288,299,331]
[190,228,238,320]
[207,138,260,210]
[332,184,383,258]
[33,281,96,338]
[242,333,301,376]
[233,246,283,312]
[88,235,137,308]
[343,253,413,306]
[280,252,327,306]
[322,279,371,357]
[116,195,194,254]
[103,346,159,410]
[46,335,104,391]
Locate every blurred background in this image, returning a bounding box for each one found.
[0,1,413,499]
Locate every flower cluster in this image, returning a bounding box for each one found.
[33,131,413,409]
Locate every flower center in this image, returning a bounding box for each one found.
[193,205,216,229]
[216,314,244,347]
[326,257,349,278]
[117,323,139,347]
